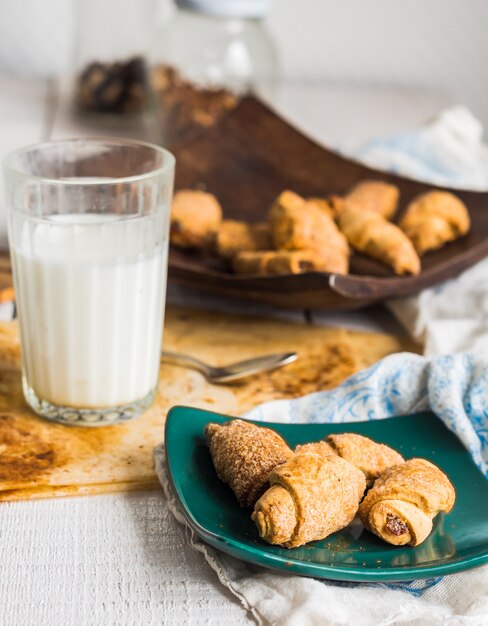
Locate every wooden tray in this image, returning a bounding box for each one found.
[170,96,488,310]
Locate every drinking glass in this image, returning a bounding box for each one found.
[3,138,174,426]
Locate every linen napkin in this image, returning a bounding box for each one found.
[358,106,488,357]
[155,107,488,625]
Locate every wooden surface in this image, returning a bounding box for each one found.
[0,251,11,301]
[0,308,416,501]
[0,75,445,626]
[170,97,488,309]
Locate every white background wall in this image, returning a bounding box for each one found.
[269,0,488,124]
[0,0,487,125]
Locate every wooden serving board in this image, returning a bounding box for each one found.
[0,307,417,502]
[0,251,12,303]
[169,97,488,309]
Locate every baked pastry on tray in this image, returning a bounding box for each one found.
[233,248,349,275]
[170,190,222,248]
[169,181,471,280]
[337,204,421,275]
[214,220,271,259]
[333,180,400,219]
[269,190,348,257]
[399,190,470,254]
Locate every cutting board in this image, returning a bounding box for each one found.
[0,307,417,502]
[0,251,12,303]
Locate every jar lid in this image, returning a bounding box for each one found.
[175,0,272,18]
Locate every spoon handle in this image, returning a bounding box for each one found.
[161,350,210,378]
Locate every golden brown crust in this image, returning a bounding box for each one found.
[214,220,271,259]
[170,190,223,248]
[307,197,336,219]
[252,453,366,548]
[232,251,274,274]
[295,434,403,486]
[252,484,296,546]
[269,190,349,258]
[343,180,400,219]
[359,458,456,546]
[205,419,294,507]
[399,191,470,254]
[294,441,336,457]
[326,433,404,485]
[337,206,421,275]
[232,248,348,275]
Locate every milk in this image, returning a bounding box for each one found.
[11,214,167,408]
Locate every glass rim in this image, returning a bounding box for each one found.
[2,136,175,186]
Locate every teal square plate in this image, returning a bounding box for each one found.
[164,406,488,582]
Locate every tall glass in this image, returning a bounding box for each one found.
[3,138,174,426]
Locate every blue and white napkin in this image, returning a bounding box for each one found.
[155,108,488,625]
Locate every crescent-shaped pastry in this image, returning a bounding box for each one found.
[337,205,421,275]
[214,220,271,259]
[252,453,366,548]
[171,190,222,249]
[233,248,348,275]
[359,458,456,546]
[205,419,294,507]
[269,190,349,258]
[296,433,404,486]
[399,190,470,254]
[345,180,400,219]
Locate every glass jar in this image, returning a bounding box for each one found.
[73,0,157,119]
[150,0,279,147]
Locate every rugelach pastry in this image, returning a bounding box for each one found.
[337,205,421,275]
[359,458,456,546]
[307,197,336,219]
[170,189,223,248]
[233,248,349,275]
[296,433,404,486]
[252,453,366,548]
[214,220,271,259]
[339,180,400,219]
[399,190,470,254]
[269,190,349,259]
[205,419,294,507]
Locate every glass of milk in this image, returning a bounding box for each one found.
[3,138,174,426]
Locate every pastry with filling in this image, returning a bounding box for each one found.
[337,205,421,275]
[399,190,470,254]
[170,189,222,248]
[307,197,336,219]
[359,458,455,546]
[339,180,400,219]
[252,453,366,548]
[214,220,271,258]
[205,419,294,508]
[233,248,348,275]
[269,190,349,260]
[296,433,404,486]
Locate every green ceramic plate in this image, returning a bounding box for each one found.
[165,406,488,582]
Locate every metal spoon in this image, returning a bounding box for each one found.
[161,350,297,384]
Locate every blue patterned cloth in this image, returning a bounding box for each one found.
[247,352,488,479]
